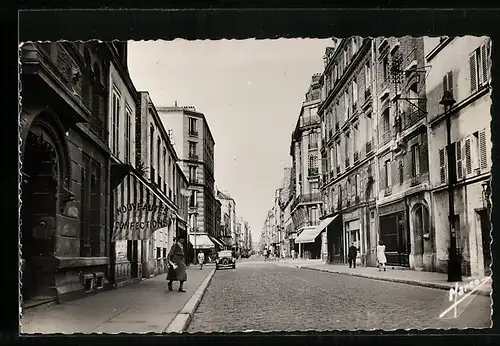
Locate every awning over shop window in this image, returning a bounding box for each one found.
[189,233,215,249]
[295,216,338,244]
[111,172,176,241]
[210,236,225,248]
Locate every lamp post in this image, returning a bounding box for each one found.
[440,90,462,282]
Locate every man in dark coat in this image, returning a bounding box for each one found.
[167,237,188,292]
[348,242,358,268]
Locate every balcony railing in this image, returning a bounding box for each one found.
[354,151,359,163]
[366,141,372,154]
[381,131,392,146]
[410,174,422,187]
[189,130,199,137]
[345,157,350,168]
[308,167,319,176]
[291,192,321,211]
[189,152,199,160]
[365,87,372,100]
[401,108,426,131]
[309,142,318,150]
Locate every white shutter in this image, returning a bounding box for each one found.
[469,52,477,93]
[456,140,463,180]
[439,148,446,184]
[479,129,488,170]
[481,42,490,85]
[464,137,472,176]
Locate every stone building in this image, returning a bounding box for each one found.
[424,36,492,276]
[216,189,237,249]
[289,74,324,259]
[318,37,377,265]
[156,105,217,258]
[20,42,122,305]
[372,37,430,270]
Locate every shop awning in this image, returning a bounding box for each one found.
[295,216,338,244]
[111,171,176,241]
[189,233,215,249]
[211,237,225,248]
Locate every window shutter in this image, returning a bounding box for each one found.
[439,148,446,184]
[447,71,453,96]
[465,137,472,175]
[391,160,397,186]
[380,160,386,190]
[469,52,477,93]
[479,129,488,170]
[481,43,490,84]
[420,139,429,174]
[456,140,463,180]
[442,75,448,94]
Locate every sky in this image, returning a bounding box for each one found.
[127,38,332,242]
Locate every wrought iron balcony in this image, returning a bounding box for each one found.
[354,151,359,163]
[366,141,372,154]
[308,167,319,176]
[410,174,422,187]
[381,131,392,146]
[291,192,321,211]
[365,88,372,99]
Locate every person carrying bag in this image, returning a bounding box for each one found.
[166,237,188,292]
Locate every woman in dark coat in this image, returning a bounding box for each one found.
[167,237,188,292]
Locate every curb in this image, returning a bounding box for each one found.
[298,266,492,297]
[163,268,216,333]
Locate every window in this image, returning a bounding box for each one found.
[336,142,341,168]
[366,113,373,142]
[190,190,197,208]
[344,91,349,119]
[111,90,121,156]
[469,41,491,93]
[168,156,172,189]
[383,55,389,81]
[163,147,167,191]
[189,118,198,135]
[189,141,197,159]
[411,144,420,177]
[382,108,390,133]
[438,148,447,184]
[189,165,197,183]
[443,71,453,97]
[149,125,155,181]
[309,132,318,149]
[157,136,161,176]
[80,154,101,257]
[124,107,132,163]
[399,162,404,184]
[352,79,358,106]
[353,123,358,154]
[308,154,318,169]
[157,247,161,259]
[384,159,392,187]
[365,61,371,90]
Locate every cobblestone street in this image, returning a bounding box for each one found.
[188,258,491,332]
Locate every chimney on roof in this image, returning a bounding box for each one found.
[174,100,178,107]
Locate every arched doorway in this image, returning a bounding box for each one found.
[412,203,430,269]
[20,111,71,304]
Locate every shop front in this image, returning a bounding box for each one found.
[295,226,323,259]
[111,171,176,285]
[325,214,344,264]
[378,200,410,267]
[188,233,216,263]
[343,209,363,266]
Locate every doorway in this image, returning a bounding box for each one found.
[21,131,59,302]
[478,210,491,276]
[128,240,139,279]
[380,212,410,267]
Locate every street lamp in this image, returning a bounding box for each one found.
[440,90,462,282]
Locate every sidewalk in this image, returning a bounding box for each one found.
[276,259,492,297]
[20,266,214,334]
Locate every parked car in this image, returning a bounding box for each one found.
[240,250,250,259]
[216,250,236,270]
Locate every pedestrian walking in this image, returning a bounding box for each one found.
[377,240,387,272]
[291,249,296,260]
[348,242,358,268]
[167,237,188,292]
[197,251,205,270]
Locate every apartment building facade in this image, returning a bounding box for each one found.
[156,105,218,257]
[318,37,377,265]
[425,36,492,277]
[290,74,324,259]
[372,37,431,270]
[216,189,236,249]
[134,92,180,278]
